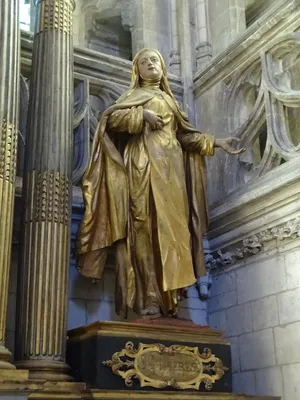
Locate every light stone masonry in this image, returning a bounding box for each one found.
[227,336,240,374]
[208,310,227,331]
[255,367,283,398]
[179,297,207,310]
[226,303,253,337]
[251,296,279,331]
[274,322,300,365]
[232,371,256,396]
[207,290,237,313]
[236,257,287,304]
[277,287,300,325]
[208,248,300,399]
[68,299,86,331]
[69,263,104,301]
[86,301,120,324]
[239,329,276,371]
[285,250,300,290]
[282,363,300,400]
[180,309,208,326]
[210,272,237,297]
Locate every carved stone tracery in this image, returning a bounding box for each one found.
[224,32,300,193]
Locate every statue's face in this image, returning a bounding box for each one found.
[138,50,163,81]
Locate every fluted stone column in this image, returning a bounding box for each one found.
[15,0,75,381]
[0,0,20,370]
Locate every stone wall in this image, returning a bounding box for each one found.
[68,264,208,331]
[195,1,300,399]
[208,248,300,399]
[10,1,300,398]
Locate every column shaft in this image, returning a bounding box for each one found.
[0,0,20,369]
[169,0,180,75]
[177,0,195,122]
[15,0,75,381]
[195,0,212,69]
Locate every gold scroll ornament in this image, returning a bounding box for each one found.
[103,342,229,391]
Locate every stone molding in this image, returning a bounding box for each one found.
[206,157,300,271]
[193,0,300,97]
[20,31,184,98]
[206,217,300,271]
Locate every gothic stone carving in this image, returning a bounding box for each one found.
[206,217,300,271]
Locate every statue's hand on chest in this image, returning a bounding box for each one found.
[143,109,164,131]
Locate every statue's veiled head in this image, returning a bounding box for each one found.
[130,48,168,88]
[115,48,176,105]
[136,49,163,82]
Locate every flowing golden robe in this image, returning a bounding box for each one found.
[77,87,214,315]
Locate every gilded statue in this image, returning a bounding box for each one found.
[76,49,244,318]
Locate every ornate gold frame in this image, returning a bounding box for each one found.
[103,342,229,391]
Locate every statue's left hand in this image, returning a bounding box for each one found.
[214,137,246,155]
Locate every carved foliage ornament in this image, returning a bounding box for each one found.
[206,217,300,271]
[103,341,229,391]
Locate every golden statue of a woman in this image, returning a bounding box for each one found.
[76,48,244,318]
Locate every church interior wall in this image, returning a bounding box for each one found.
[196,0,300,398]
[5,0,300,399]
[208,248,300,399]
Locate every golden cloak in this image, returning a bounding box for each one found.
[77,87,214,315]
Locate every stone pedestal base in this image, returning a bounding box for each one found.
[67,318,232,393]
[0,390,280,400]
[81,391,280,400]
[0,371,85,399]
[66,319,280,399]
[14,359,73,382]
[0,370,279,400]
[0,345,16,369]
[0,368,29,382]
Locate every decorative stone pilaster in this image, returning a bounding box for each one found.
[195,0,212,70]
[169,0,180,75]
[0,0,20,370]
[15,0,75,382]
[177,0,195,123]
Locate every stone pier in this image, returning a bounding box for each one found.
[0,0,20,370]
[15,0,76,382]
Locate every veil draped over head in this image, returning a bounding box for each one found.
[116,48,186,116]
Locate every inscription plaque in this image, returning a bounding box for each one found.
[103,342,229,391]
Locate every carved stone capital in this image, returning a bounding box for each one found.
[36,0,75,34]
